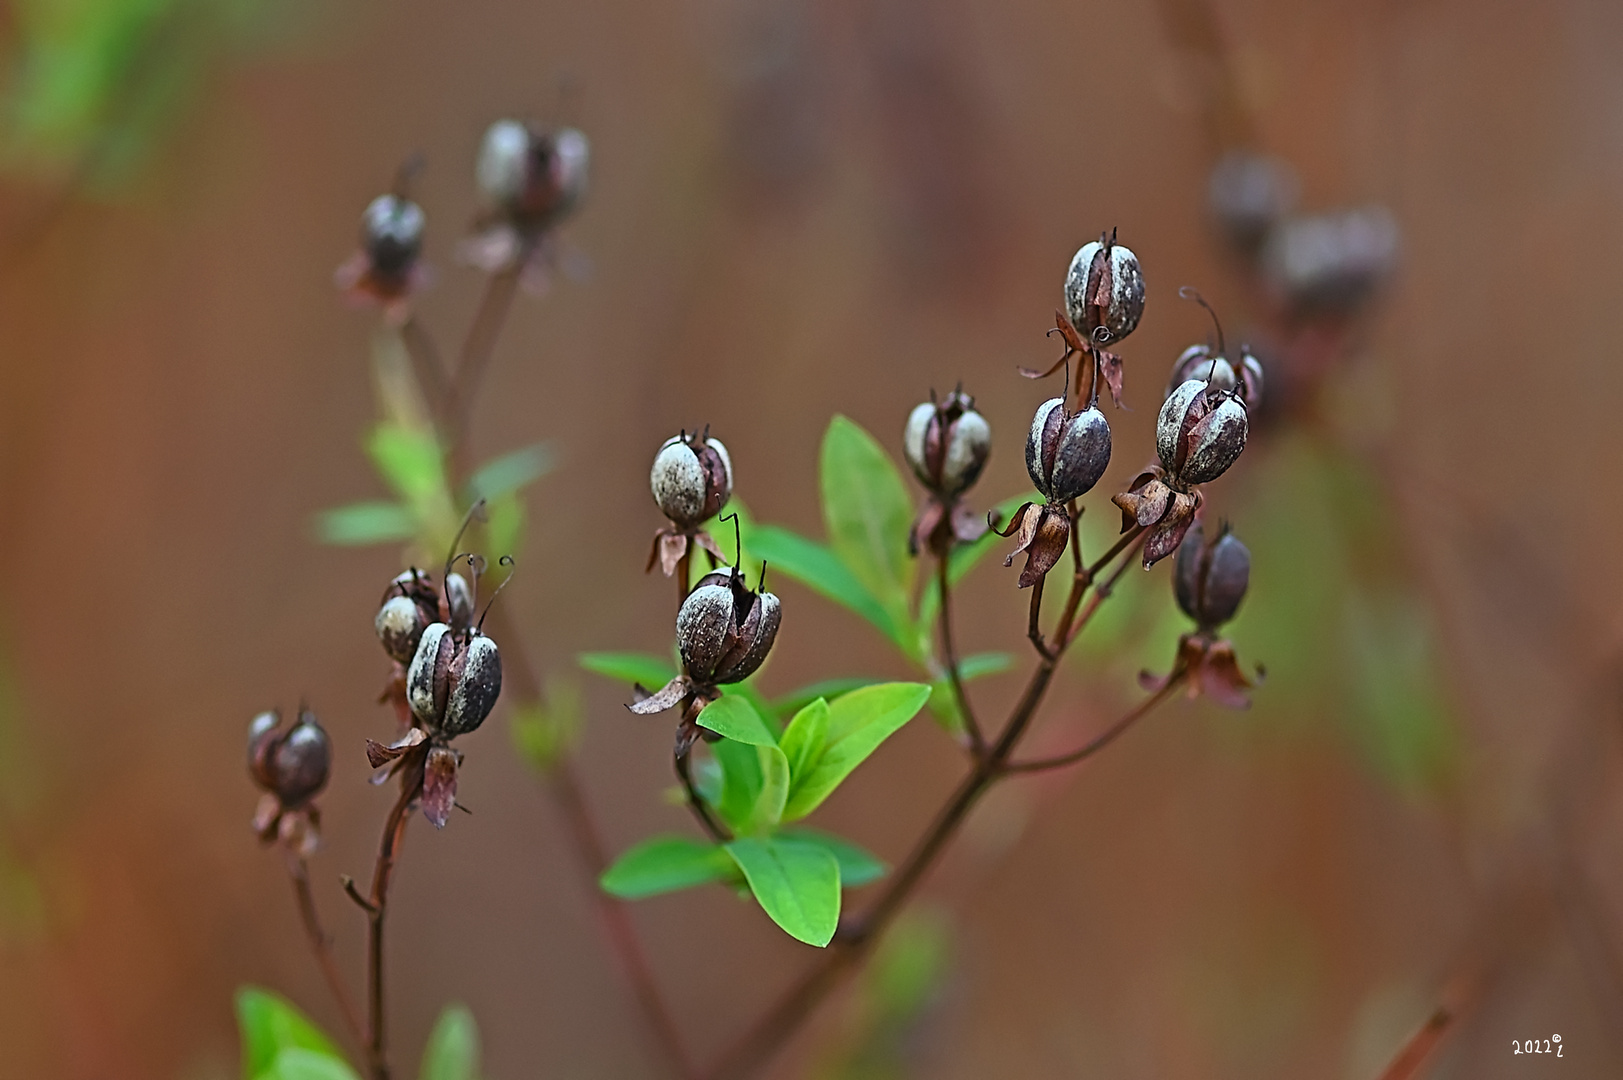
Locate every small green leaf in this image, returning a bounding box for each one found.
[778,698,829,782]
[235,987,351,1080]
[779,828,887,887]
[578,652,677,689]
[314,501,417,547]
[367,423,447,503]
[419,1005,479,1080]
[465,442,555,503]
[747,525,904,648]
[958,652,1015,680]
[510,680,583,774]
[484,493,525,560]
[698,696,777,747]
[601,836,737,898]
[715,739,790,835]
[770,677,883,719]
[820,416,916,629]
[725,836,841,946]
[783,683,931,821]
[264,1049,361,1080]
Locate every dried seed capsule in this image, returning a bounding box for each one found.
[1064,235,1145,345]
[676,569,780,686]
[1167,344,1265,408]
[247,709,331,809]
[361,194,425,281]
[1157,379,1248,487]
[406,624,504,736]
[477,120,532,208]
[1025,396,1112,504]
[375,595,429,664]
[651,432,733,529]
[1173,523,1251,629]
[1260,205,1400,314]
[1207,151,1299,254]
[477,120,591,227]
[903,390,992,498]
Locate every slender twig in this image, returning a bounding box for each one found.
[1026,574,1050,657]
[705,528,1149,1080]
[1004,672,1186,774]
[936,554,986,755]
[446,263,523,462]
[285,853,366,1049]
[1064,530,1147,649]
[1374,1006,1455,1080]
[676,748,730,843]
[676,548,692,615]
[358,772,421,1080]
[399,316,450,423]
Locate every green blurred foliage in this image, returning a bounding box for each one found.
[1,0,304,192]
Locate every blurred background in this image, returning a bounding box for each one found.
[1,0,1621,1076]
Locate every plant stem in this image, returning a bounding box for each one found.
[1003,672,1186,774]
[676,747,730,843]
[1374,1006,1454,1080]
[399,315,450,425]
[285,852,365,1052]
[676,548,691,614]
[446,262,523,469]
[361,770,421,1080]
[705,530,1147,1080]
[1026,574,1049,657]
[1063,529,1146,649]
[935,554,985,755]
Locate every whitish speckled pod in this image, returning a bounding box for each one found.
[1168,344,1266,406]
[376,595,429,663]
[444,572,474,631]
[1157,379,1208,475]
[406,623,503,736]
[1180,397,1248,486]
[1064,240,1145,344]
[477,120,531,207]
[550,128,590,216]
[248,709,331,807]
[903,392,992,498]
[651,434,732,528]
[1025,397,1112,505]
[361,194,425,279]
[676,569,781,685]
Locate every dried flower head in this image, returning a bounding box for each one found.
[248,708,332,854]
[1207,151,1299,255]
[1143,524,1262,708]
[904,389,992,557]
[1064,231,1145,347]
[334,188,431,320]
[463,120,591,290]
[1260,205,1399,315]
[647,429,733,576]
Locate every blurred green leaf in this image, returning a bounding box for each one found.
[782,683,931,821]
[714,738,789,835]
[725,836,841,947]
[748,525,905,649]
[778,697,829,783]
[314,501,416,547]
[601,836,738,899]
[926,652,1015,732]
[868,909,951,1017]
[367,423,446,504]
[820,416,915,633]
[769,677,881,719]
[419,1005,478,1080]
[509,680,583,774]
[578,652,676,690]
[464,442,554,504]
[235,987,355,1080]
[779,828,886,887]
[484,493,525,562]
[697,695,777,747]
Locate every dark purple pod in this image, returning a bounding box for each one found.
[247,709,331,808]
[1026,397,1112,504]
[676,568,780,685]
[1174,523,1251,629]
[406,623,503,736]
[1064,236,1145,344]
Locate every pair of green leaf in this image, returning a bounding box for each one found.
[601,683,930,946]
[235,989,480,1080]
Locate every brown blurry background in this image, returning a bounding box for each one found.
[1,0,1622,1077]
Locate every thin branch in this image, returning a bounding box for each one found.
[284,853,366,1050]
[1003,672,1186,774]
[446,263,523,463]
[1064,530,1147,649]
[936,554,986,755]
[676,548,692,616]
[362,771,421,1080]
[676,748,730,843]
[1026,574,1050,658]
[1374,1006,1455,1080]
[399,316,450,425]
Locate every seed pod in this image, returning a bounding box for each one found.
[1025,397,1112,504]
[361,194,425,280]
[406,624,504,736]
[902,391,992,498]
[1173,523,1251,629]
[477,121,591,227]
[1064,236,1145,345]
[651,432,732,528]
[375,595,429,664]
[477,120,532,208]
[1167,344,1265,407]
[1207,151,1299,254]
[1157,379,1248,487]
[375,568,455,663]
[247,709,331,809]
[1260,205,1399,314]
[676,569,780,686]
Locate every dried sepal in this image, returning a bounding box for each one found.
[1139,632,1262,710]
[421,747,461,829]
[995,502,1070,589]
[627,675,694,716]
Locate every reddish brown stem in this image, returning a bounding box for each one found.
[1374,1006,1455,1080]
[446,263,523,470]
[936,554,985,755]
[361,771,421,1080]
[285,853,366,1053]
[1026,574,1050,657]
[676,548,692,615]
[1004,671,1186,774]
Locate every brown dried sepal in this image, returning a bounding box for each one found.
[421,746,462,829]
[1112,468,1201,568]
[252,795,322,858]
[910,498,989,559]
[646,526,726,577]
[1139,632,1263,710]
[627,675,695,716]
[993,501,1071,589]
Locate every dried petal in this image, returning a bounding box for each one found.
[1016,506,1071,589]
[365,728,427,769]
[1196,640,1258,709]
[1095,348,1126,409]
[1142,492,1200,568]
[909,499,945,557]
[628,675,693,715]
[950,501,988,544]
[421,747,460,828]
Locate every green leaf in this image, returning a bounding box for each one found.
[725,836,841,946]
[264,1049,361,1080]
[465,442,555,503]
[509,680,583,774]
[916,492,1040,627]
[419,1006,479,1080]
[601,836,738,899]
[367,422,446,504]
[697,695,777,747]
[715,739,790,835]
[578,652,677,689]
[747,525,904,648]
[957,652,1015,680]
[779,828,887,887]
[235,987,352,1080]
[783,683,931,821]
[778,698,829,782]
[769,677,883,719]
[314,501,417,547]
[820,416,916,629]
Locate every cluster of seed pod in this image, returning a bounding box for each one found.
[1140,522,1261,708]
[647,429,734,575]
[902,390,993,556]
